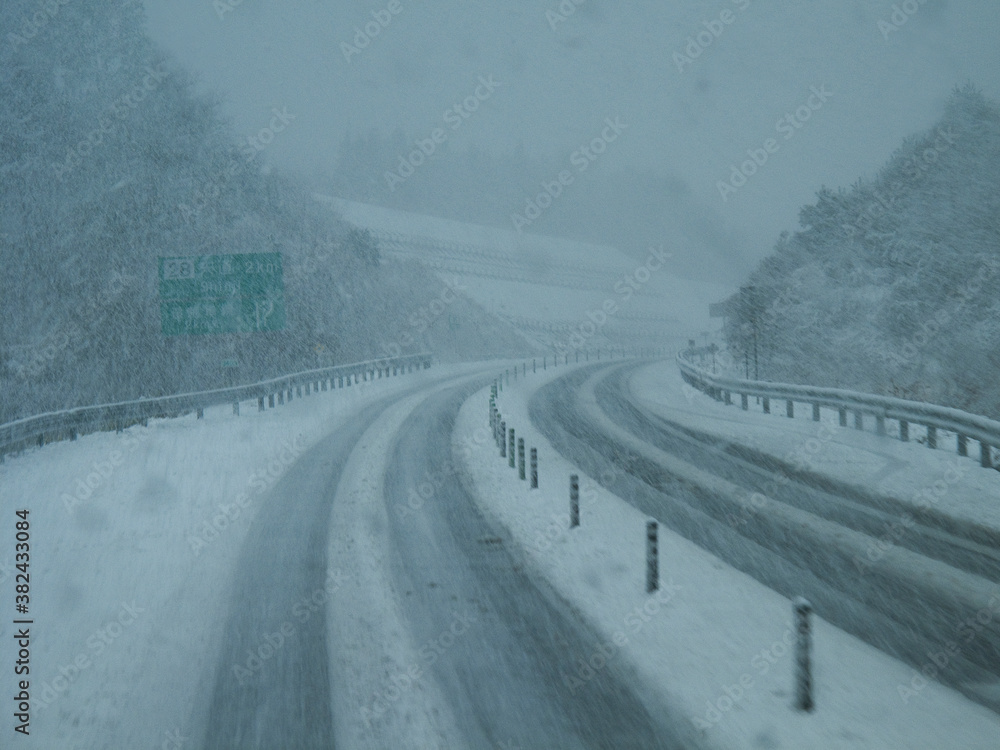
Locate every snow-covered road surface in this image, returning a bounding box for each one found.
[529,361,1000,712]
[193,366,681,748]
[378,381,678,747]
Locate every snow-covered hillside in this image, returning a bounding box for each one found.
[321,197,731,352]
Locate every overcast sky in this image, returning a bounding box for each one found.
[142,0,1000,280]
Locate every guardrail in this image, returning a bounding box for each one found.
[0,352,432,460]
[677,349,999,470]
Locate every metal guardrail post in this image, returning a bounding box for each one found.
[0,353,431,454]
[675,350,1000,472]
[794,597,814,712]
[646,520,659,593]
[570,474,579,526]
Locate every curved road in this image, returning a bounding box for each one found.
[529,361,1000,714]
[195,370,685,748]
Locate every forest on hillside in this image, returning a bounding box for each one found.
[0,0,525,423]
[723,86,1000,419]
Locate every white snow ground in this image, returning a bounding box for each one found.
[4,354,999,748]
[325,371,495,749]
[0,362,484,749]
[630,361,1000,538]
[454,358,1000,749]
[318,197,730,349]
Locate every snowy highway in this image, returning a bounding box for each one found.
[530,361,1000,714]
[6,3,1000,747]
[6,358,1000,748]
[190,368,681,748]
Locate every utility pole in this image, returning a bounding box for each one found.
[743,284,759,380]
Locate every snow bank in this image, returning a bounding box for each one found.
[631,362,1000,537]
[0,363,478,749]
[453,361,1000,749]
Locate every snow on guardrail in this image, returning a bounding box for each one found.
[676,349,1000,470]
[0,352,432,459]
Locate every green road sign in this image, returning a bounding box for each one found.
[158,253,285,335]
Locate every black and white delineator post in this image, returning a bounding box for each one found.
[794,597,814,712]
[530,448,538,489]
[518,438,525,480]
[570,474,579,527]
[646,520,658,592]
